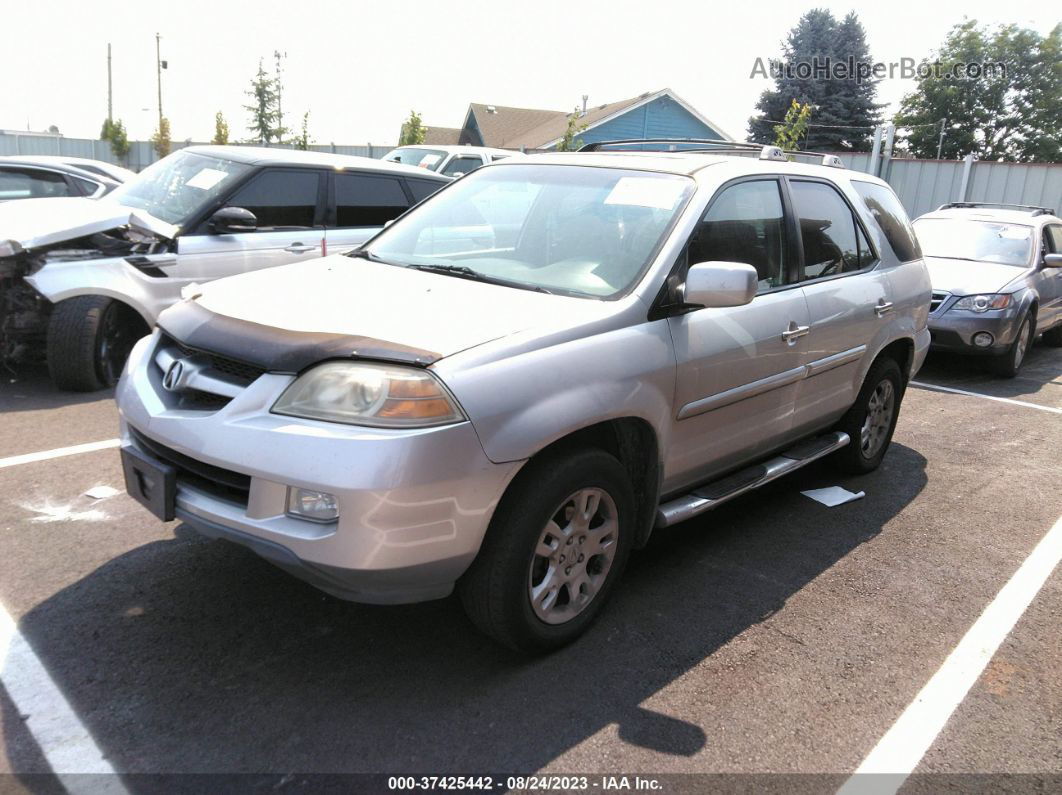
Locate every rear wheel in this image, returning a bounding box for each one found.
[47,296,148,392]
[832,357,903,475]
[459,448,633,653]
[989,315,1032,378]
[1040,323,1062,348]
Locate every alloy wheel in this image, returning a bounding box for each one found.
[528,487,618,625]
[860,379,895,459]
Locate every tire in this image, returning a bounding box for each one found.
[832,357,904,475]
[47,296,148,392]
[459,448,634,653]
[1040,323,1062,348]
[989,315,1032,378]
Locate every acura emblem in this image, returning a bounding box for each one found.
[162,359,185,392]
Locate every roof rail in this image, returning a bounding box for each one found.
[577,138,850,168]
[936,202,1056,216]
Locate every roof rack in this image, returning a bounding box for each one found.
[936,202,1056,216]
[576,138,848,168]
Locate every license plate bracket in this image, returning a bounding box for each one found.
[121,445,176,521]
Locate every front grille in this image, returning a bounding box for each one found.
[165,334,266,386]
[930,291,949,314]
[131,427,251,506]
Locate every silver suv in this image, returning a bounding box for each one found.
[913,203,1062,377]
[117,141,931,652]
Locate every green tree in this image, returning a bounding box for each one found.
[748,10,882,150]
[212,111,230,145]
[99,118,130,162]
[243,58,283,144]
[398,110,426,146]
[774,99,813,151]
[556,109,588,152]
[151,117,171,159]
[896,21,1062,161]
[293,111,312,151]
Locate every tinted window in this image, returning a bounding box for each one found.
[852,180,921,262]
[0,167,74,200]
[406,179,445,203]
[227,170,319,229]
[441,157,483,177]
[1045,225,1062,254]
[790,181,870,279]
[335,173,408,227]
[689,180,788,292]
[72,176,102,196]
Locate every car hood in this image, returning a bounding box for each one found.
[190,255,611,361]
[0,197,176,250]
[924,256,1028,295]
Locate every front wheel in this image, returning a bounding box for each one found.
[47,296,148,392]
[459,449,634,653]
[832,357,904,475]
[989,315,1032,378]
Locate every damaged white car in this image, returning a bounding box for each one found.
[0,146,449,391]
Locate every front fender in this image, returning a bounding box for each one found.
[25,257,182,326]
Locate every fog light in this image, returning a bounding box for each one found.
[973,332,994,348]
[286,487,339,523]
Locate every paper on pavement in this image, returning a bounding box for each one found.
[801,486,865,507]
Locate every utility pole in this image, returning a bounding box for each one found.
[107,43,113,123]
[936,118,947,160]
[274,50,286,139]
[155,33,165,131]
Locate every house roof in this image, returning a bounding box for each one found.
[422,126,463,145]
[460,89,733,150]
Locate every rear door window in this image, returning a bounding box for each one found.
[226,169,321,229]
[0,167,75,199]
[790,180,875,280]
[334,173,409,227]
[851,180,921,262]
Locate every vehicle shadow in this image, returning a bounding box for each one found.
[0,364,114,412]
[916,343,1062,402]
[2,444,927,783]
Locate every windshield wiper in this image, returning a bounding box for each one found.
[405,263,553,294]
[349,249,405,267]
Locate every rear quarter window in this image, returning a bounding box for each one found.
[851,180,922,262]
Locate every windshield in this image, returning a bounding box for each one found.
[383,147,448,171]
[362,164,694,298]
[913,218,1033,267]
[108,150,251,226]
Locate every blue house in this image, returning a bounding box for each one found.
[422,89,732,150]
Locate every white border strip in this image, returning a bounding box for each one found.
[838,515,1062,794]
[0,439,120,470]
[1,603,127,788]
[911,381,1062,415]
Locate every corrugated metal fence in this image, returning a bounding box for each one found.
[2,131,1060,218]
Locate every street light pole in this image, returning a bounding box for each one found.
[107,43,113,123]
[936,118,946,160]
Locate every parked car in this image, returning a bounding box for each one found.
[913,203,1062,377]
[0,145,450,390]
[4,155,138,185]
[117,142,930,652]
[383,145,520,177]
[0,156,123,200]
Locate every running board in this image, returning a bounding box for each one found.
[655,431,850,528]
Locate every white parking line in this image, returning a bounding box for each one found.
[838,515,1062,794]
[0,603,128,790]
[911,381,1062,415]
[0,439,120,470]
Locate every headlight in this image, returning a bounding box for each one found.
[950,294,1012,313]
[272,361,464,428]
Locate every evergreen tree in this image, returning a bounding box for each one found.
[398,110,426,146]
[896,21,1061,161]
[244,59,283,144]
[151,117,171,159]
[748,10,882,151]
[212,111,230,145]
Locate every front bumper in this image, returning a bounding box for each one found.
[117,332,522,604]
[928,301,1022,355]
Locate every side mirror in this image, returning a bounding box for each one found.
[210,206,257,234]
[1043,253,1062,268]
[681,261,758,308]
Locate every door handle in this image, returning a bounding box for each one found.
[875,300,894,316]
[781,323,810,343]
[284,243,317,254]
